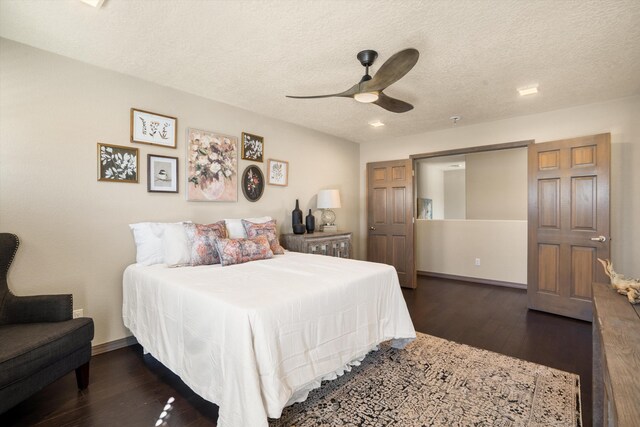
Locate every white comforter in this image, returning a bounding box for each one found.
[122,251,415,427]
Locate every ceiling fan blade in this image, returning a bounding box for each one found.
[373,92,414,113]
[286,83,359,99]
[363,48,419,92]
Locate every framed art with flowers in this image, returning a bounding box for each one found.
[241,165,264,202]
[130,108,177,148]
[97,143,138,183]
[241,132,264,162]
[186,128,238,201]
[267,159,288,186]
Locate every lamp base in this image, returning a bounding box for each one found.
[322,225,337,232]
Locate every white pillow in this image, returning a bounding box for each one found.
[129,221,190,266]
[162,223,191,267]
[224,216,272,239]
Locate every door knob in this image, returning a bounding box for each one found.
[369,226,376,231]
[590,235,607,242]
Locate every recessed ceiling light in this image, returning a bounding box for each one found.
[80,0,105,8]
[518,85,539,96]
[369,121,385,128]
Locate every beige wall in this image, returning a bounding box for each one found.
[465,148,527,220]
[416,220,527,284]
[0,39,359,346]
[360,95,640,279]
[443,169,465,219]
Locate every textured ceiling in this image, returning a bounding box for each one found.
[1,0,639,143]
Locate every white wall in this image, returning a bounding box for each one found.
[360,95,640,279]
[0,39,360,346]
[416,220,527,284]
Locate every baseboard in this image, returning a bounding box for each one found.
[418,271,527,290]
[92,335,138,356]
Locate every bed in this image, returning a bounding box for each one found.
[122,251,416,427]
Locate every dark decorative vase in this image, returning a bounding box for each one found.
[292,199,303,228]
[293,223,306,234]
[305,209,315,234]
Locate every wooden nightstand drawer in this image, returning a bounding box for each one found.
[282,231,352,259]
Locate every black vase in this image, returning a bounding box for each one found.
[305,209,315,234]
[292,199,303,228]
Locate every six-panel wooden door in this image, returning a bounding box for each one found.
[366,159,415,288]
[528,133,610,321]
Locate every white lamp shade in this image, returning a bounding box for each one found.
[317,189,341,209]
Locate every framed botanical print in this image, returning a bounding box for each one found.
[241,132,264,162]
[241,165,265,202]
[267,159,288,186]
[147,154,178,193]
[130,108,177,148]
[97,143,138,183]
[186,128,238,202]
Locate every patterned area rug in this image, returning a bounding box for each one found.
[270,333,581,426]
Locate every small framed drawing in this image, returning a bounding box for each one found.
[241,165,265,202]
[130,108,177,148]
[97,143,139,183]
[147,154,178,193]
[267,159,288,186]
[241,132,264,162]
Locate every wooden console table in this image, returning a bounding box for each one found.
[592,282,640,426]
[281,231,352,259]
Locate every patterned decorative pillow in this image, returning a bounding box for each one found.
[214,235,274,266]
[185,221,227,266]
[241,219,285,255]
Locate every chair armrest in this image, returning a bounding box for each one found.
[4,294,73,323]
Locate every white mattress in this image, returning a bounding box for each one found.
[122,251,416,427]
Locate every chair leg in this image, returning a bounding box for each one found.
[75,361,90,390]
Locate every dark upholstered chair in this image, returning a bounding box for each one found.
[0,233,94,414]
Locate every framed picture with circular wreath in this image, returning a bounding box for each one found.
[241,165,264,202]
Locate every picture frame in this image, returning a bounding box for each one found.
[417,198,433,219]
[130,108,177,148]
[241,132,264,162]
[147,154,178,193]
[241,165,265,202]
[97,143,139,183]
[186,128,238,202]
[267,159,288,186]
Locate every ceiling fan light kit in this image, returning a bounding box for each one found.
[286,48,419,113]
[354,91,379,103]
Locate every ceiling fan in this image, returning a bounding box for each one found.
[286,48,419,113]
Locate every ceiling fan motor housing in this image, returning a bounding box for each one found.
[357,50,378,67]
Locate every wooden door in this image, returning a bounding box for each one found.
[367,159,415,288]
[528,133,610,321]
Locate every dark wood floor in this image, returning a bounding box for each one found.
[1,276,592,426]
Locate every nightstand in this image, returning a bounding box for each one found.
[281,231,352,259]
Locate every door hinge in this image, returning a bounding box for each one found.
[412,169,415,177]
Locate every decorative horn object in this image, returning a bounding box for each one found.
[597,258,640,304]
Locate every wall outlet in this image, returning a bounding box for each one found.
[474,258,481,266]
[73,309,84,319]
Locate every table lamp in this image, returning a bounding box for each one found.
[317,189,341,231]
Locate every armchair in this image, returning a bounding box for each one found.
[0,233,94,414]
